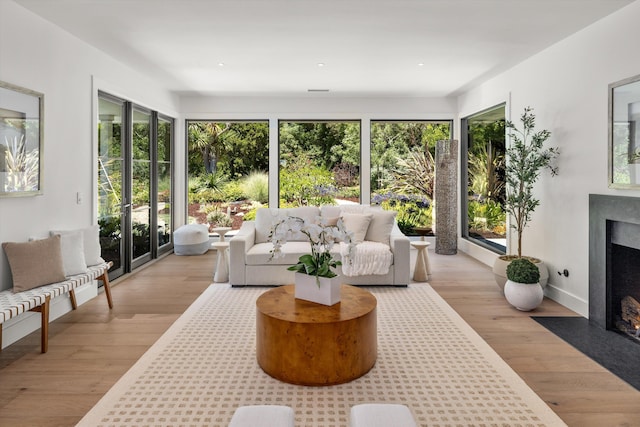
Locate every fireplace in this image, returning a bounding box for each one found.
[608,222,640,339]
[589,195,640,341]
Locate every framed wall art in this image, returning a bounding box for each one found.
[0,81,44,196]
[609,74,640,189]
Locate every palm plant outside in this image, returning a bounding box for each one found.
[505,107,559,258]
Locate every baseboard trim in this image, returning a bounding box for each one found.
[457,238,499,267]
[544,283,588,317]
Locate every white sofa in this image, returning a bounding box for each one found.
[229,205,410,286]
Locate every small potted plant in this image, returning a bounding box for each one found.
[270,216,355,306]
[504,258,544,311]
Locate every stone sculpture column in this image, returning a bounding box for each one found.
[435,139,458,255]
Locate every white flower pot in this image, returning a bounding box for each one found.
[504,279,544,311]
[493,256,549,291]
[294,272,341,306]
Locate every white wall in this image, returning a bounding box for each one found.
[457,1,640,316]
[0,0,180,346]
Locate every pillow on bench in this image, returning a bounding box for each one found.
[51,225,104,267]
[55,230,88,276]
[2,235,67,293]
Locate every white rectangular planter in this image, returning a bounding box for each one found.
[294,272,341,306]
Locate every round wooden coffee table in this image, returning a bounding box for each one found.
[256,284,377,386]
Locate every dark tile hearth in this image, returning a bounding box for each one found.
[533,316,640,391]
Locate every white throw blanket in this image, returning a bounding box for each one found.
[340,241,393,276]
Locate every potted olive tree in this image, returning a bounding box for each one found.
[504,258,543,311]
[492,106,559,290]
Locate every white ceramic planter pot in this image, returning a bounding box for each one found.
[294,272,341,306]
[504,279,544,311]
[493,256,549,291]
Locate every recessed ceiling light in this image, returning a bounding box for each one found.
[218,63,225,67]
[418,63,425,67]
[317,63,325,67]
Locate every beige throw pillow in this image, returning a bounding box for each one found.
[341,213,373,244]
[365,210,398,244]
[2,235,67,293]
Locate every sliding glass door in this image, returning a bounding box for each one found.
[157,115,173,254]
[131,107,152,268]
[98,92,174,279]
[98,94,126,277]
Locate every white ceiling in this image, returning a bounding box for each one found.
[15,0,635,97]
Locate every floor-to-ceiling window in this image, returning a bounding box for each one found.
[186,120,269,230]
[278,121,361,207]
[370,120,451,235]
[461,105,506,252]
[98,92,174,279]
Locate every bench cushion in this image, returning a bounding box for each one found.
[350,403,417,427]
[2,236,66,292]
[229,405,295,427]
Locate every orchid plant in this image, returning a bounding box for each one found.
[270,215,355,283]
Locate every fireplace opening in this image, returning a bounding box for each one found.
[608,222,640,342]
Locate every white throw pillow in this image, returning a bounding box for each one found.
[56,230,88,276]
[51,225,104,267]
[365,210,397,244]
[341,213,373,244]
[254,208,288,243]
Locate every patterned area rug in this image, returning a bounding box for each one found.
[77,284,566,427]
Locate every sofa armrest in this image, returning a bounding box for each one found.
[229,221,256,286]
[389,224,411,285]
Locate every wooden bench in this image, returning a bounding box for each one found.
[0,261,113,353]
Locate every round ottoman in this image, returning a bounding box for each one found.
[173,224,210,255]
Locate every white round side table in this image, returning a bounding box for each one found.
[410,241,431,282]
[211,226,232,242]
[212,241,230,283]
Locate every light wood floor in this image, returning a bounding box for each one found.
[0,250,638,426]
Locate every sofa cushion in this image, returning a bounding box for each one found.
[319,205,342,218]
[341,213,373,244]
[2,235,67,293]
[247,241,342,265]
[365,209,398,245]
[322,205,399,245]
[255,206,320,243]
